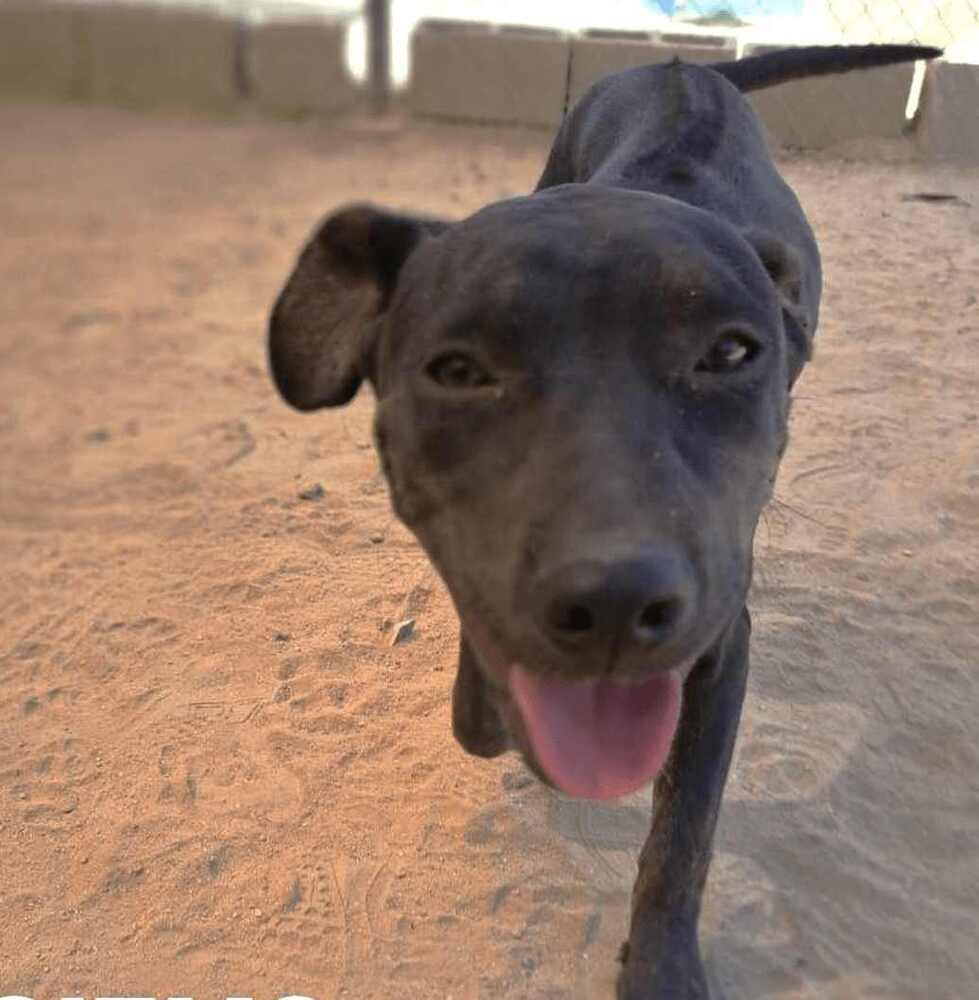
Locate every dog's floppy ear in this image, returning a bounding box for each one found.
[746,232,815,388]
[269,204,449,411]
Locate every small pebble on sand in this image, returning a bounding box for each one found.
[391,619,416,645]
[298,483,325,501]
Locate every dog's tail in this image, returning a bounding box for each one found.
[711,44,942,93]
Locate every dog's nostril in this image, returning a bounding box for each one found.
[552,603,595,635]
[538,557,692,651]
[636,598,682,636]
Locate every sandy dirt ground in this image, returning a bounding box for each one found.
[0,102,976,1000]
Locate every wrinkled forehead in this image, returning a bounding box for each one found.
[395,187,775,334]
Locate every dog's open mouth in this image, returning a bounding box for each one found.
[459,609,692,800]
[506,664,683,800]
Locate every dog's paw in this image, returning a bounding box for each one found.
[616,962,709,1000]
[616,932,709,1000]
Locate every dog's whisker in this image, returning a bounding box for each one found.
[769,495,835,531]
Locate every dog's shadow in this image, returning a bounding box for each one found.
[502,591,975,999]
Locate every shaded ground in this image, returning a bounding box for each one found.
[0,103,976,999]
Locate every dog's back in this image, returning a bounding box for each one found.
[537,43,941,219]
[537,60,790,228]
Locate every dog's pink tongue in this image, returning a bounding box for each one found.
[509,665,682,800]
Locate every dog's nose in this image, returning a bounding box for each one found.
[535,554,692,654]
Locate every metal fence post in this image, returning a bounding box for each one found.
[367,0,390,112]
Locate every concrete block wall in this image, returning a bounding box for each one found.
[568,29,736,106]
[249,15,358,116]
[0,1,85,101]
[0,2,977,163]
[408,20,571,128]
[0,0,358,116]
[408,22,739,128]
[915,60,979,163]
[742,43,917,148]
[83,3,239,111]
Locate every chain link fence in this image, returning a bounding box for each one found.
[664,0,979,154]
[664,0,977,49]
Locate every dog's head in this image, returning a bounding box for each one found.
[269,185,815,799]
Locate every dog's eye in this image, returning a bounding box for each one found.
[695,333,760,374]
[426,352,495,390]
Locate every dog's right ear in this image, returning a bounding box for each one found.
[744,231,815,388]
[268,204,449,411]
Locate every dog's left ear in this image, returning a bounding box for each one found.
[746,233,815,387]
[269,204,450,411]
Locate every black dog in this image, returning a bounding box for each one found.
[268,44,939,998]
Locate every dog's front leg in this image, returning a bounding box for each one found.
[452,635,509,758]
[617,608,751,1000]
